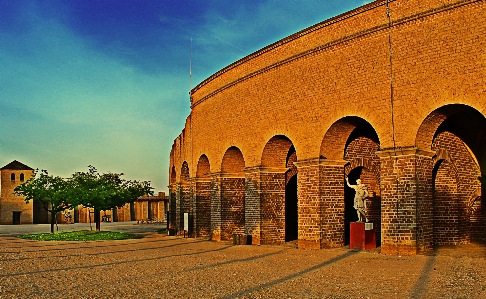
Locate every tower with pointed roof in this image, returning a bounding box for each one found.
[0,160,34,224]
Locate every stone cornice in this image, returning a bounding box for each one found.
[191,0,478,109]
[191,0,391,97]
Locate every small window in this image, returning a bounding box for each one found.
[10,173,15,181]
[20,173,24,181]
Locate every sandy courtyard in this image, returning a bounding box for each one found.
[0,223,485,298]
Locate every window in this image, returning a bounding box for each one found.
[20,173,24,181]
[10,173,15,181]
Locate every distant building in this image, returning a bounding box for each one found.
[0,160,35,225]
[0,160,169,225]
[74,192,169,224]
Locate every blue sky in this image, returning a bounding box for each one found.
[0,0,370,192]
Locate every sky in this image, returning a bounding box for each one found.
[0,0,372,193]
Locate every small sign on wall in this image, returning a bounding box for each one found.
[184,213,189,231]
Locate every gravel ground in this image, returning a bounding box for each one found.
[0,223,485,299]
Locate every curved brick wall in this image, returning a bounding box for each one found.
[170,0,486,254]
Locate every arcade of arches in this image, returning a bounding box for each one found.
[169,0,486,255]
[170,105,486,254]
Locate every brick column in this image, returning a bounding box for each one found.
[260,167,287,244]
[244,168,261,245]
[377,147,435,255]
[210,173,222,241]
[319,159,348,248]
[168,184,177,231]
[294,158,348,249]
[220,174,245,241]
[177,182,191,236]
[194,177,211,238]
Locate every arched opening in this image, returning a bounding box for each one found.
[10,173,15,181]
[322,116,381,247]
[260,135,297,244]
[196,155,211,178]
[285,145,298,242]
[344,167,362,245]
[418,104,486,245]
[170,166,176,185]
[195,155,211,237]
[179,161,191,236]
[220,147,245,241]
[181,161,190,183]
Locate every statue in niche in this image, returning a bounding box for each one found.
[346,177,369,222]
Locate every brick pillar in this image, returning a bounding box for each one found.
[210,173,222,241]
[177,182,191,236]
[220,175,245,241]
[320,160,348,248]
[295,158,348,249]
[194,177,211,237]
[377,147,435,255]
[260,168,287,244]
[168,184,177,231]
[244,168,261,245]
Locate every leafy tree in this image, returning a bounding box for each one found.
[70,166,153,231]
[14,169,72,233]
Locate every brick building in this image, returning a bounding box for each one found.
[0,161,35,225]
[169,0,486,255]
[0,159,168,225]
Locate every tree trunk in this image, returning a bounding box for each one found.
[50,212,56,234]
[94,208,101,231]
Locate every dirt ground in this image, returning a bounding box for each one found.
[0,223,485,299]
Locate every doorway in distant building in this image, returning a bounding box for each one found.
[12,211,21,225]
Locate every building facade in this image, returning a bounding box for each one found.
[0,160,168,225]
[169,0,486,254]
[0,161,35,225]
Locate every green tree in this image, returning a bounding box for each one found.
[14,169,72,233]
[70,166,153,231]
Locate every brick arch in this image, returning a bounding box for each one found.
[196,155,211,178]
[415,104,482,150]
[431,130,485,243]
[418,104,486,178]
[321,116,380,160]
[261,135,294,168]
[181,161,190,183]
[221,146,245,174]
[344,157,380,180]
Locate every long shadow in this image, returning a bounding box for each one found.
[0,244,233,278]
[189,249,288,271]
[0,239,207,262]
[409,254,436,299]
[0,235,182,253]
[220,251,357,299]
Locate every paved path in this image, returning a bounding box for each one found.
[0,221,166,235]
[0,225,485,298]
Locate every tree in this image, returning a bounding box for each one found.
[14,169,72,233]
[70,166,153,231]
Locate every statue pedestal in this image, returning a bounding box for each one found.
[350,222,376,250]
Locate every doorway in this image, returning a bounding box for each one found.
[285,174,298,242]
[12,211,21,225]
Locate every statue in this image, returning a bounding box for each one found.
[346,177,369,222]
